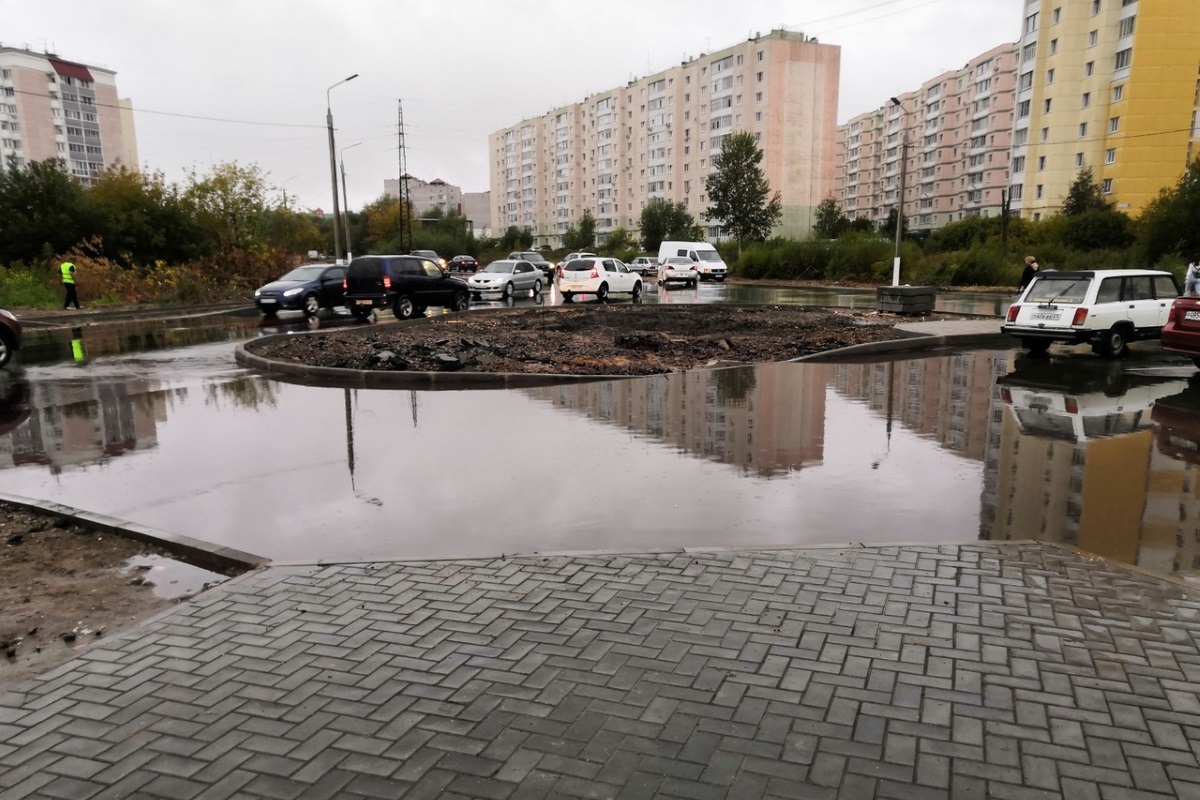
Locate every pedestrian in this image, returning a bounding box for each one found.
[1019,255,1040,291]
[1186,257,1200,296]
[60,259,80,310]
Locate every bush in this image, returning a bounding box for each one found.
[0,263,60,308]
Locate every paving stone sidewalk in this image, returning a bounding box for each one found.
[3,544,1200,799]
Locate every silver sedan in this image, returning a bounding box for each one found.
[467,260,545,299]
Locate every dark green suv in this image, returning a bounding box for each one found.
[344,255,470,320]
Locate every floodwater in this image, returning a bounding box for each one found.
[4,286,1200,583]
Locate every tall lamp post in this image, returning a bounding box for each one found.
[889,97,910,287]
[340,142,362,261]
[326,73,358,263]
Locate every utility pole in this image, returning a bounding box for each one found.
[340,142,361,261]
[889,97,909,288]
[397,100,413,253]
[326,73,358,263]
[1000,189,1011,256]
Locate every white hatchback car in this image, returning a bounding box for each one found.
[659,256,699,288]
[1002,269,1180,357]
[559,257,643,302]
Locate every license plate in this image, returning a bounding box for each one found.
[562,283,584,291]
[1030,312,1060,321]
[259,298,277,304]
[1185,310,1200,321]
[356,300,373,306]
[1027,394,1055,408]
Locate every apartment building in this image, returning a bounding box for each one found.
[488,29,840,247]
[383,175,463,218]
[836,43,1018,232]
[0,47,138,182]
[1012,0,1200,219]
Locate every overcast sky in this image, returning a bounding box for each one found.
[7,0,1021,212]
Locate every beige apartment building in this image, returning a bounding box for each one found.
[1011,0,1200,219]
[836,43,1018,233]
[488,29,840,247]
[0,47,138,182]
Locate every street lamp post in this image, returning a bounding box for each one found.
[326,73,358,263]
[889,97,910,287]
[340,142,362,261]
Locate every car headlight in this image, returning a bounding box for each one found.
[254,289,262,297]
[283,287,303,297]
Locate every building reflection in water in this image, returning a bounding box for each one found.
[528,363,827,476]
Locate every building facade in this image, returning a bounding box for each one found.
[0,47,138,182]
[1011,0,1200,218]
[836,43,1018,232]
[488,29,840,247]
[383,175,464,219]
[460,190,492,237]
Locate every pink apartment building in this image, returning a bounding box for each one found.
[837,43,1018,233]
[0,47,138,182]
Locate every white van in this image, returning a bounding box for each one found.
[657,241,727,282]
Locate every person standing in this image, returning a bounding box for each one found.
[1019,255,1040,291]
[60,260,80,310]
[1185,258,1200,296]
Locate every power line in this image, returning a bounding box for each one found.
[9,87,324,129]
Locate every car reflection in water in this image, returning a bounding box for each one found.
[0,374,31,437]
[990,354,1195,580]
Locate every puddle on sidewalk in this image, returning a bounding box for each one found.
[120,554,229,600]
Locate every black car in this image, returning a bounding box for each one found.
[0,309,21,368]
[508,251,555,281]
[344,255,470,320]
[448,255,479,272]
[254,263,347,317]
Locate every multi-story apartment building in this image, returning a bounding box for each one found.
[0,47,138,182]
[488,29,840,247]
[836,43,1018,232]
[1012,0,1200,219]
[383,175,464,218]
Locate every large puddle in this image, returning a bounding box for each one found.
[4,338,1200,584]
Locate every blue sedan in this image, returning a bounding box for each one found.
[254,263,348,317]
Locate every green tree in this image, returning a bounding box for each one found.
[706,132,782,250]
[87,166,202,266]
[361,194,408,252]
[563,211,597,249]
[601,226,634,254]
[1061,208,1134,251]
[181,162,269,255]
[1062,166,1111,216]
[881,207,908,239]
[639,198,698,252]
[1138,158,1200,264]
[813,197,849,239]
[260,206,325,255]
[0,157,94,264]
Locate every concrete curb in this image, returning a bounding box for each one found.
[793,330,1010,362]
[0,491,270,575]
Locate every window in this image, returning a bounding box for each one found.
[1044,99,1052,113]
[1038,156,1046,171]
[1075,153,1084,167]
[1088,30,1098,47]
[1017,100,1031,118]
[1092,0,1101,14]
[1036,184,1044,199]
[1010,184,1023,200]
[1085,61,1094,77]
[1013,156,1026,172]
[754,111,762,122]
[1079,122,1088,137]
[1019,71,1034,91]
[1106,148,1116,164]
[1102,178,1113,194]
[1053,7,1061,23]
[1115,48,1132,69]
[1022,43,1037,61]
[756,51,764,61]
[1041,127,1049,142]
[1112,85,1124,102]
[755,92,762,102]
[755,72,763,82]
[1014,128,1029,146]
[1082,92,1090,108]
[1118,15,1135,37]
[1050,39,1058,55]
[1047,68,1055,84]
[1025,12,1039,33]
[1109,116,1120,132]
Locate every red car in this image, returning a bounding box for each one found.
[1161,295,1200,367]
[0,309,20,368]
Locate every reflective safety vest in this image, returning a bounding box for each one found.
[60,262,75,285]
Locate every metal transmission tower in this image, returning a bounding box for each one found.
[397,100,413,253]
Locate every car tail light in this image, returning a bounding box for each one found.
[342,278,348,290]
[383,275,392,290]
[1071,307,1088,326]
[1064,397,1079,414]
[1006,305,1019,322]
[590,267,599,279]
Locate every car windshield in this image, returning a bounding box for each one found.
[482,262,515,273]
[413,251,437,258]
[667,258,692,265]
[1026,276,1089,304]
[278,266,326,282]
[696,251,721,262]
[565,259,597,271]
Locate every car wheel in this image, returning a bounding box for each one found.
[632,281,642,299]
[1020,338,1050,355]
[563,292,574,303]
[452,291,470,312]
[302,293,320,317]
[0,331,13,368]
[1098,325,1129,358]
[596,283,609,302]
[350,305,372,321]
[533,279,543,295]
[394,295,417,320]
[502,282,514,299]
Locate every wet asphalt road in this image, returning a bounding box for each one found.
[3,283,1200,583]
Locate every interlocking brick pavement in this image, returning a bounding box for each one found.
[2,544,1200,799]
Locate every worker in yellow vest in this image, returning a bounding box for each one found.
[60,260,80,310]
